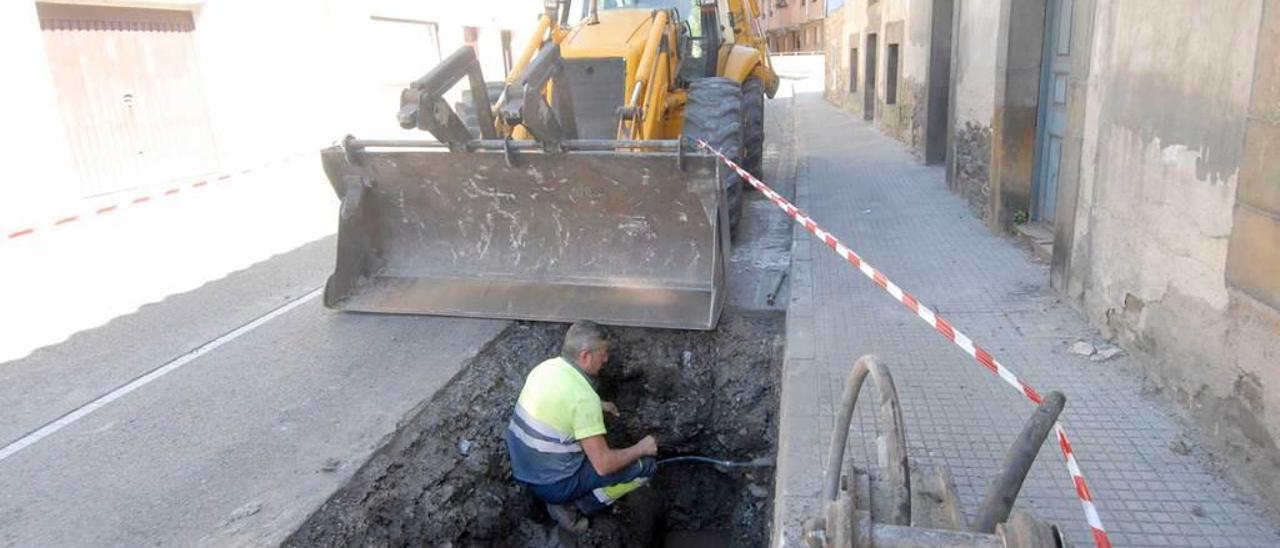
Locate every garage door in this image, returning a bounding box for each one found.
[39,3,219,197]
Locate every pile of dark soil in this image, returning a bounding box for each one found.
[284,311,783,548]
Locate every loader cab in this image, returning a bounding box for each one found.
[579,0,693,15]
[569,0,723,81]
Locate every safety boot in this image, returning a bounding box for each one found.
[546,502,588,533]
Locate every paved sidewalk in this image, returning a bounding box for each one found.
[771,92,1280,547]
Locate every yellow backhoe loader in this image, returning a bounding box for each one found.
[319,0,777,329]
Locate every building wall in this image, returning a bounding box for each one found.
[1064,0,1280,508]
[765,0,826,53]
[802,20,825,51]
[988,0,1045,228]
[944,0,1046,229]
[188,0,370,169]
[822,0,936,159]
[191,0,532,163]
[0,1,81,217]
[354,1,534,137]
[2,0,532,213]
[822,6,856,109]
[875,0,931,155]
[949,0,1000,219]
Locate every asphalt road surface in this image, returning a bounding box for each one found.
[0,236,508,547]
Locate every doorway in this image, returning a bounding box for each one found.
[864,34,878,121]
[924,0,953,165]
[1032,0,1073,223]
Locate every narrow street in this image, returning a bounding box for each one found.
[3,0,1280,545]
[3,62,1279,548]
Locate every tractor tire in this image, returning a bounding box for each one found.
[741,77,766,185]
[455,98,480,138]
[684,77,744,231]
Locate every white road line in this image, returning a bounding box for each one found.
[0,287,324,462]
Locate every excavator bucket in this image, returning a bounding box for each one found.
[320,139,729,329]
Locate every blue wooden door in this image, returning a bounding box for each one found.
[1033,0,1073,223]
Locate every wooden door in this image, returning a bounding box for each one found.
[1033,0,1073,223]
[864,34,877,120]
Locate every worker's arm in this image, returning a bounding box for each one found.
[581,434,658,476]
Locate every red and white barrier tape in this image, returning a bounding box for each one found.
[695,139,1112,548]
[3,151,310,243]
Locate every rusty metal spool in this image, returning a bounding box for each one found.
[803,355,1071,548]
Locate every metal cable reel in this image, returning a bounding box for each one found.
[803,355,1072,548]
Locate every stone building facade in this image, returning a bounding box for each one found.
[763,0,826,53]
[823,0,948,163]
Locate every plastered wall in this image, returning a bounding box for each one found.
[3,0,535,212]
[824,2,862,114]
[0,1,83,217]
[1066,0,1280,508]
[823,0,934,157]
[948,0,1000,218]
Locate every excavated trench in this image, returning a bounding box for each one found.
[285,310,783,547]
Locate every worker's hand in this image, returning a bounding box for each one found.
[636,435,658,457]
[602,401,620,417]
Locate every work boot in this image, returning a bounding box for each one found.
[546,502,588,533]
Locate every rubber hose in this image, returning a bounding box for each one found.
[656,455,773,468]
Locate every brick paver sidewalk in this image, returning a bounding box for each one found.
[770,92,1280,547]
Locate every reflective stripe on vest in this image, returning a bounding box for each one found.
[514,403,575,444]
[508,404,582,454]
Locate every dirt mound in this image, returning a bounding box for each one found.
[285,311,783,548]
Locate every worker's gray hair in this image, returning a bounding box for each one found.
[562,321,609,362]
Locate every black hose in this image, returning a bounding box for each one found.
[972,391,1066,534]
[656,455,773,469]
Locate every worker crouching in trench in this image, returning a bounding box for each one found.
[505,321,660,532]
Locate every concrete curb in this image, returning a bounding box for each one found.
[771,85,820,548]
